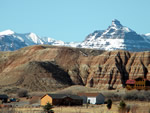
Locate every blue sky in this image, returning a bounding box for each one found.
[0,0,150,42]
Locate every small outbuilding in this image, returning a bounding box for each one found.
[0,94,8,103]
[78,93,105,104]
[41,94,83,106]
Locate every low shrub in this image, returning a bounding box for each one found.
[118,100,126,113]
[17,89,28,97]
[43,102,54,113]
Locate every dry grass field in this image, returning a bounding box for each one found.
[1,101,149,113]
[53,101,150,113]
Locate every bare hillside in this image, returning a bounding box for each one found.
[0,45,149,91]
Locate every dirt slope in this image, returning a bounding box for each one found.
[0,45,149,91]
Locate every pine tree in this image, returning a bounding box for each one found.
[107,99,112,109]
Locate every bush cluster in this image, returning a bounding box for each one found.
[123,90,150,101]
[103,92,122,101]
[17,89,28,97]
[104,90,150,101]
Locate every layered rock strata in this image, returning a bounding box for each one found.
[0,45,149,91]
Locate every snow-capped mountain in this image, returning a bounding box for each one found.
[0,19,150,52]
[0,29,14,36]
[79,19,150,51]
[0,30,79,51]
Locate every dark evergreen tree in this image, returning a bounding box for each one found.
[107,99,112,109]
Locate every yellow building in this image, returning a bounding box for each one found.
[41,94,53,106]
[134,77,146,90]
[126,77,150,90]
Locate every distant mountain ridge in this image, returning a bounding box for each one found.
[0,30,79,51]
[0,19,150,51]
[79,19,150,51]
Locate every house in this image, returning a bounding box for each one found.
[78,93,105,104]
[41,94,83,106]
[126,80,135,90]
[0,94,8,103]
[126,77,150,90]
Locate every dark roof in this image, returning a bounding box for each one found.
[42,94,82,100]
[0,94,8,99]
[68,95,83,100]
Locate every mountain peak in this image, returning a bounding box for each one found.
[111,19,122,28]
[0,29,15,36]
[80,19,150,52]
[29,32,37,37]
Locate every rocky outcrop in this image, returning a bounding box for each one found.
[0,45,149,91]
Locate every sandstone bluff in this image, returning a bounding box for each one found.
[0,45,149,91]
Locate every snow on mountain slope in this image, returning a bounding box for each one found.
[28,33,44,44]
[145,33,150,36]
[64,42,81,47]
[145,33,150,40]
[0,34,27,51]
[0,30,79,51]
[79,19,150,51]
[0,29,14,36]
[14,32,44,45]
[0,19,150,52]
[0,30,46,51]
[42,37,65,45]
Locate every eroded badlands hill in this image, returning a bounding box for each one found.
[0,45,149,91]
